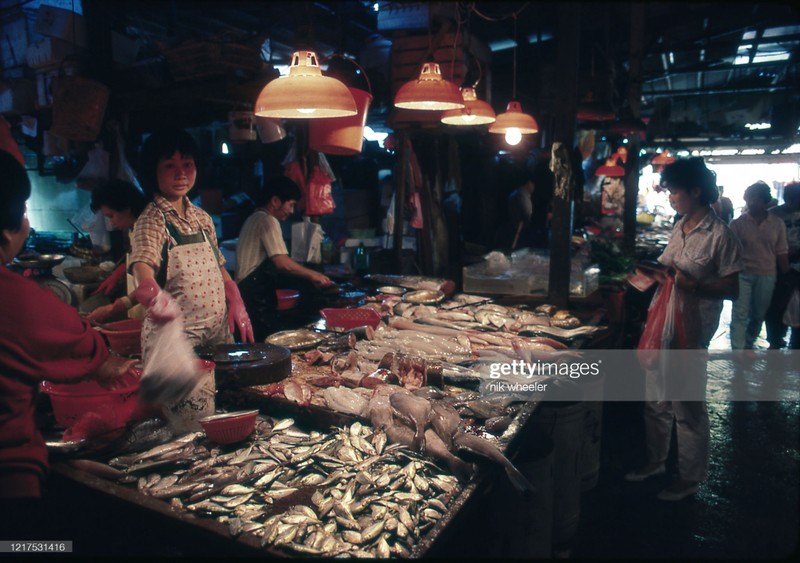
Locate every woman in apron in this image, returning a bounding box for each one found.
[129,129,253,427]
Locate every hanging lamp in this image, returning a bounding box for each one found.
[394,59,464,110]
[254,50,357,119]
[651,150,676,165]
[488,16,538,145]
[608,116,647,140]
[596,157,625,177]
[441,87,496,125]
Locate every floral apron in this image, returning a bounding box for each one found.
[141,216,232,431]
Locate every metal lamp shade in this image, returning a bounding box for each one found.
[394,62,465,111]
[441,87,496,125]
[488,101,539,134]
[596,158,625,177]
[255,51,357,119]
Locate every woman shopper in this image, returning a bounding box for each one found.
[728,182,789,353]
[625,158,742,501]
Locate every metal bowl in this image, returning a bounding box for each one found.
[13,253,66,268]
[402,289,445,305]
[377,285,406,295]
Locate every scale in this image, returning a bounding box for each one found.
[11,253,77,306]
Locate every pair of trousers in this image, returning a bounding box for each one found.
[730,273,776,349]
[643,356,710,483]
[765,269,800,348]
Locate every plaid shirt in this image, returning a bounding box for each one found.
[129,194,224,274]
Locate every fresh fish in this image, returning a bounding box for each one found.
[485,415,513,435]
[454,431,534,496]
[323,387,369,417]
[390,393,432,452]
[411,386,446,401]
[429,401,461,449]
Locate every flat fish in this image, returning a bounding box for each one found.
[454,431,534,496]
[390,393,432,453]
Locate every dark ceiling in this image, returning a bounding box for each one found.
[82,1,799,151]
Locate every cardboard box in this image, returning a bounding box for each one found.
[26,37,74,69]
[35,5,87,47]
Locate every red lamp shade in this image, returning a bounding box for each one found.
[596,158,625,177]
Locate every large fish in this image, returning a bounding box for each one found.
[389,393,432,452]
[429,400,461,450]
[453,431,534,497]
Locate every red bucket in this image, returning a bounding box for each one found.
[276,289,300,311]
[309,87,373,156]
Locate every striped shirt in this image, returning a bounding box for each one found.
[234,209,287,281]
[129,194,224,274]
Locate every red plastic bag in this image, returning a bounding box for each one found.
[305,166,335,215]
[636,275,689,369]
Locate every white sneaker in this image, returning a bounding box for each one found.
[624,463,666,482]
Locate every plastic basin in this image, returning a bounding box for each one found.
[276,289,300,311]
[41,367,142,428]
[97,318,143,356]
[199,409,258,444]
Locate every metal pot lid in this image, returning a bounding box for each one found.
[265,329,325,351]
[197,343,291,364]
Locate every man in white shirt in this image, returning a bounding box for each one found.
[235,176,331,341]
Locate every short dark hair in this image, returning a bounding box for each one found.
[138,128,199,199]
[744,181,772,204]
[256,175,302,207]
[783,181,800,203]
[660,157,718,206]
[0,150,31,231]
[90,179,148,217]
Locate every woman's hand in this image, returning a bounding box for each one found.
[224,280,254,343]
[674,269,699,292]
[93,356,138,390]
[85,298,128,324]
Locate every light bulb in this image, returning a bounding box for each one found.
[505,128,522,145]
[461,113,477,123]
[221,142,230,155]
[297,108,317,114]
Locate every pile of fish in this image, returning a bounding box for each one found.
[102,417,462,557]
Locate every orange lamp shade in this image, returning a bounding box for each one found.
[441,87,496,125]
[488,101,539,135]
[394,62,465,111]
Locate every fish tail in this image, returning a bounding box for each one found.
[504,463,535,497]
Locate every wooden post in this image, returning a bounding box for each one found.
[548,4,580,308]
[623,3,645,254]
[393,133,407,272]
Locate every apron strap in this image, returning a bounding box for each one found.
[157,212,222,285]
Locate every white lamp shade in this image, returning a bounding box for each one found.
[394,62,465,110]
[489,101,539,134]
[441,87,496,125]
[255,51,357,119]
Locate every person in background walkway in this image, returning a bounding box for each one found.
[765,182,800,349]
[711,185,734,224]
[85,180,148,323]
[728,182,788,352]
[625,157,742,501]
[235,176,332,341]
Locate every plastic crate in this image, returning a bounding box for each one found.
[320,308,382,331]
[462,264,532,295]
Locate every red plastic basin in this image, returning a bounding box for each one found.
[276,289,300,311]
[97,318,143,356]
[41,366,142,428]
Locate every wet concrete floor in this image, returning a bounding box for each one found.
[572,301,799,559]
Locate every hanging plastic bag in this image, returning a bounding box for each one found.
[291,217,325,263]
[783,289,800,327]
[114,128,141,189]
[305,166,336,216]
[139,312,202,406]
[76,143,110,191]
[636,275,689,369]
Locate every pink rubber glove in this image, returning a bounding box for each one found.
[133,278,179,323]
[224,279,254,343]
[92,263,127,296]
